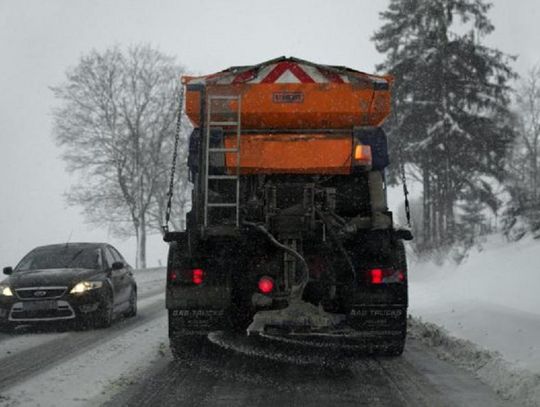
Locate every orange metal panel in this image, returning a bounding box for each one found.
[185,83,391,130]
[223,134,352,175]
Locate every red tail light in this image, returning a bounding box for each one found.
[369,268,405,284]
[370,268,383,284]
[192,268,204,285]
[168,268,205,285]
[258,276,274,294]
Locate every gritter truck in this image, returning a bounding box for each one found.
[163,56,412,357]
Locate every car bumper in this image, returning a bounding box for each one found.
[0,289,104,323]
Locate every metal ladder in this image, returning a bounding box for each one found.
[203,95,242,228]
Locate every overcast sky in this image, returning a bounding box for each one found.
[0,0,539,267]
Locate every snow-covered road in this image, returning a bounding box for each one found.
[409,236,540,406]
[103,333,515,407]
[0,268,519,407]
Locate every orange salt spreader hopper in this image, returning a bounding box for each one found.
[183,56,392,175]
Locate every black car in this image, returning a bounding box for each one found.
[0,243,137,331]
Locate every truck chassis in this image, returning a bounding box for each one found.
[164,57,411,357]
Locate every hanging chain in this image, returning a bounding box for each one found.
[162,85,185,234]
[399,149,411,228]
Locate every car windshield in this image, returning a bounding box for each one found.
[15,246,101,271]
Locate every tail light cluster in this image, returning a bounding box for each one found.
[168,268,403,288]
[367,268,405,284]
[258,276,275,294]
[168,268,205,285]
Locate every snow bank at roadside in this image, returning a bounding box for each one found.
[132,267,164,284]
[409,234,540,406]
[409,317,540,407]
[410,235,540,316]
[132,267,165,296]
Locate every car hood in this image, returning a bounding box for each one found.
[7,268,103,288]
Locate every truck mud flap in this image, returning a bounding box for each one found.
[169,309,228,335]
[347,305,407,337]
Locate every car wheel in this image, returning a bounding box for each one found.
[124,287,137,318]
[94,289,114,328]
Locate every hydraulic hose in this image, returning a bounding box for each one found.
[243,221,309,300]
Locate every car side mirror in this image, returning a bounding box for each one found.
[3,267,13,275]
[111,261,124,271]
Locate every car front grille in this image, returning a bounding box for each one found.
[9,300,75,321]
[15,287,67,300]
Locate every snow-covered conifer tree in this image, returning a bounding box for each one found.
[373,0,515,252]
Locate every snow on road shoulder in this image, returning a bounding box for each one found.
[132,267,164,285]
[0,331,69,360]
[409,317,540,407]
[132,267,165,296]
[0,295,168,407]
[410,235,540,315]
[408,234,540,406]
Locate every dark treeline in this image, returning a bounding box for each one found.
[374,0,539,261]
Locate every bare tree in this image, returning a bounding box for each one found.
[503,64,540,237]
[52,45,186,268]
[516,65,540,202]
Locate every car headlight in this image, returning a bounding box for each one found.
[0,285,13,297]
[70,281,103,294]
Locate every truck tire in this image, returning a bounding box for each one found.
[380,240,408,356]
[229,293,253,333]
[168,310,209,361]
[170,335,207,361]
[382,338,405,356]
[348,239,408,356]
[375,305,407,356]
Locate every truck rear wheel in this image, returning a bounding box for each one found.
[170,334,207,361]
[347,305,407,356]
[381,338,406,356]
[348,239,408,356]
[168,310,210,361]
[379,240,408,356]
[228,287,254,333]
[374,306,407,356]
